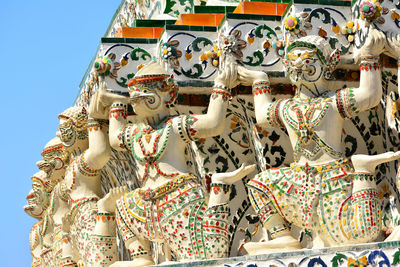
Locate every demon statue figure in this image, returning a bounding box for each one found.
[90,60,255,266]
[241,29,400,254]
[54,105,125,266]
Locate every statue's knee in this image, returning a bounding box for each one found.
[343,189,381,243]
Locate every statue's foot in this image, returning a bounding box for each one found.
[385,226,400,241]
[212,164,256,185]
[312,232,329,249]
[351,151,400,174]
[110,257,155,267]
[244,235,302,256]
[61,243,75,260]
[97,186,128,213]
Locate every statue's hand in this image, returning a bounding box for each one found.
[97,186,128,213]
[238,66,269,86]
[357,28,386,58]
[386,32,400,59]
[215,61,238,88]
[88,91,110,120]
[88,82,129,119]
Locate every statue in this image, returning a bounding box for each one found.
[25,170,50,267]
[27,107,125,267]
[26,137,70,266]
[90,60,255,265]
[25,170,51,220]
[26,0,400,265]
[240,29,400,254]
[55,105,126,266]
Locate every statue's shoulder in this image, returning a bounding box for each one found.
[169,114,183,122]
[168,114,184,129]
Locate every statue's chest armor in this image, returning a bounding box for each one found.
[129,119,180,184]
[283,97,330,141]
[131,122,171,163]
[282,97,341,161]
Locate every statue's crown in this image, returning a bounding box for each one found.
[41,137,64,156]
[31,171,52,192]
[128,61,170,86]
[58,106,88,130]
[286,35,333,65]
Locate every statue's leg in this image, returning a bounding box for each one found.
[72,201,98,264]
[125,237,154,266]
[89,230,118,266]
[347,152,400,243]
[156,179,231,261]
[173,165,256,259]
[201,199,231,259]
[87,187,128,266]
[248,188,290,238]
[314,153,400,246]
[49,218,78,266]
[115,195,155,266]
[315,172,353,247]
[318,174,380,245]
[243,186,301,255]
[346,173,381,243]
[154,180,227,261]
[57,230,78,267]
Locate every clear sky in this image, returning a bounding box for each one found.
[0,1,121,265]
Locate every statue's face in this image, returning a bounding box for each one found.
[24,172,49,219]
[58,118,77,147]
[129,81,165,116]
[57,118,87,148]
[286,48,324,84]
[37,149,66,181]
[37,159,55,179]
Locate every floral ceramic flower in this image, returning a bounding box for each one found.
[219,30,247,60]
[200,45,221,68]
[94,56,112,76]
[360,0,382,22]
[162,41,181,60]
[161,40,182,69]
[93,53,120,78]
[284,16,300,32]
[341,21,358,43]
[347,256,368,267]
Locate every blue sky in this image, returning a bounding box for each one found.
[0,1,121,265]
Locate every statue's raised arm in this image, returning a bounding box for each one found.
[177,60,238,139]
[338,28,386,117]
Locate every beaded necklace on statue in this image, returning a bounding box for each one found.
[283,95,343,162]
[130,117,179,184]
